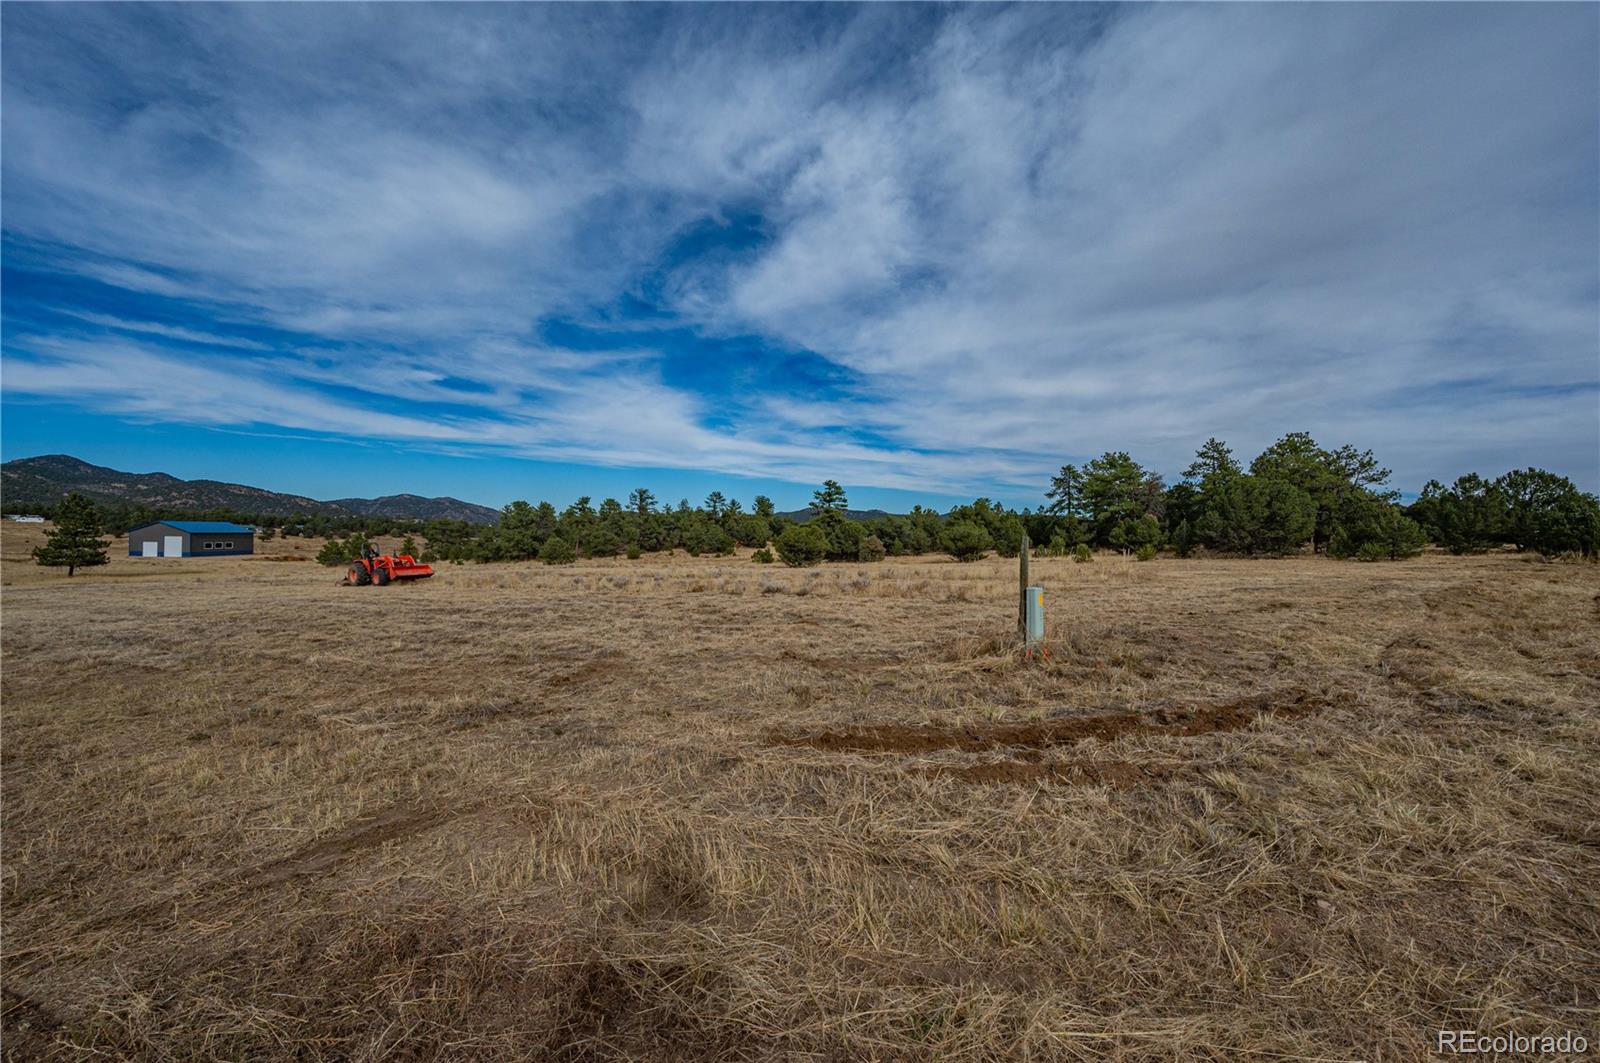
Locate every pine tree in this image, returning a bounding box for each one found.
[1184,438,1241,493]
[1045,464,1085,517]
[627,488,657,515]
[1080,452,1162,545]
[316,538,355,566]
[1249,432,1388,552]
[1497,468,1600,556]
[32,493,110,576]
[812,480,848,516]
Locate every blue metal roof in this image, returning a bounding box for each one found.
[140,521,256,534]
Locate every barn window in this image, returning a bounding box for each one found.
[221,540,233,549]
[202,541,212,549]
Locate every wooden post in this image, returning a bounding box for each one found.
[1018,532,1030,641]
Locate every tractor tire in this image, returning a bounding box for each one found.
[374,566,391,586]
[347,562,371,586]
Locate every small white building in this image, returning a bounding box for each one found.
[6,515,45,523]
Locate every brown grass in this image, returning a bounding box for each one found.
[3,522,1597,1060]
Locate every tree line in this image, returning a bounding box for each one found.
[24,431,1600,575]
[1028,434,1598,561]
[358,432,1597,567]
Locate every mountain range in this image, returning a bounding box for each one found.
[1,454,502,524]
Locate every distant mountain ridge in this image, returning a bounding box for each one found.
[1,454,501,524]
[779,507,895,523]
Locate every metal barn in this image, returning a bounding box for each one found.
[127,521,255,558]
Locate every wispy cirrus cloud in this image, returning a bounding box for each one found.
[2,3,1595,496]
[55,310,272,351]
[5,332,1008,492]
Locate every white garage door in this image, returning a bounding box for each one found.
[163,535,184,557]
[141,541,159,557]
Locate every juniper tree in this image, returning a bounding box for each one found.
[1198,476,1316,556]
[727,514,772,547]
[941,520,993,561]
[776,523,828,567]
[31,493,109,576]
[582,524,622,557]
[990,512,1027,558]
[539,536,576,565]
[823,517,866,561]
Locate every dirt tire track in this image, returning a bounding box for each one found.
[85,799,490,931]
[245,801,470,888]
[769,688,1329,755]
[910,759,1178,788]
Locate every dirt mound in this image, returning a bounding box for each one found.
[771,689,1327,755]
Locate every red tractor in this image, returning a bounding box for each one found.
[340,542,434,586]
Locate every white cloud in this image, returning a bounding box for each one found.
[654,4,1599,488]
[1,4,1595,495]
[3,333,1010,491]
[57,310,271,351]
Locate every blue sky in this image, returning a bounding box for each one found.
[3,3,1596,512]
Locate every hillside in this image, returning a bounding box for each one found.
[1,454,500,524]
[779,507,896,523]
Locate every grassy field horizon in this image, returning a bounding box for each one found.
[3,522,1596,1059]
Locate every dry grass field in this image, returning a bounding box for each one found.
[2,522,1596,1060]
